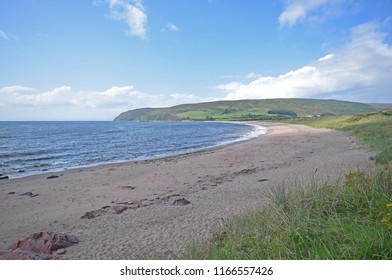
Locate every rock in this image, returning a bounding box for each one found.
[7,192,16,195]
[172,198,190,206]
[7,232,78,255]
[82,204,133,219]
[7,242,20,250]
[47,175,59,179]
[0,176,9,180]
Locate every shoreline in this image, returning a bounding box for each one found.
[2,121,266,180]
[0,122,377,259]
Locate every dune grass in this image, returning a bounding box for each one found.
[184,110,392,260]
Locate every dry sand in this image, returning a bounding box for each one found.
[0,123,377,259]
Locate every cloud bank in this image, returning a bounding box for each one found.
[217,21,392,103]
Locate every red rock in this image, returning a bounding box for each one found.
[18,239,34,252]
[8,241,20,251]
[7,232,78,255]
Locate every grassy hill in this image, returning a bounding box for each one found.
[114,98,377,121]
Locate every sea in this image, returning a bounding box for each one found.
[0,121,266,179]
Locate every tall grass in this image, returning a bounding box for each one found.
[184,110,392,260]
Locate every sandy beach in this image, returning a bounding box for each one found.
[0,123,377,259]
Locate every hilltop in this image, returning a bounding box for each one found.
[114,98,377,121]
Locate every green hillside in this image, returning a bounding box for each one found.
[114,98,377,121]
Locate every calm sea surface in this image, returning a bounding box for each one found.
[0,121,266,178]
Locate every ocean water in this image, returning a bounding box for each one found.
[0,121,266,178]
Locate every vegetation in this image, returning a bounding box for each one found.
[114,98,376,121]
[184,109,392,260]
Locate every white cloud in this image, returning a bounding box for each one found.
[279,0,348,26]
[216,21,392,103]
[108,0,147,38]
[317,53,334,61]
[0,30,9,40]
[166,22,180,32]
[0,85,202,120]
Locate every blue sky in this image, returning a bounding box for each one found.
[1,0,391,120]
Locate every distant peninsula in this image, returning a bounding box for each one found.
[114,98,378,122]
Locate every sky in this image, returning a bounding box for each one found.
[0,0,391,121]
